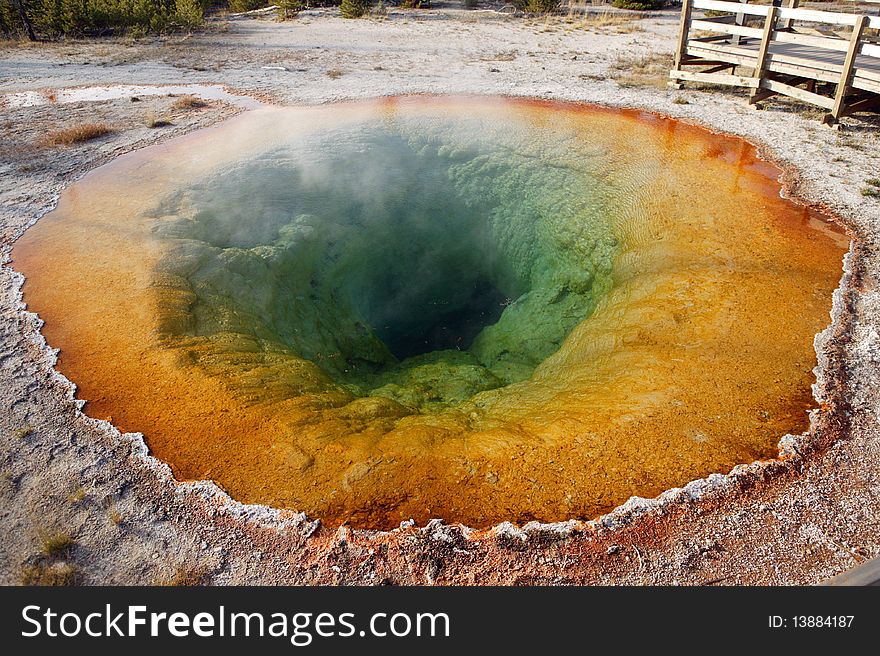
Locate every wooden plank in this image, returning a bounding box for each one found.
[673,0,694,71]
[755,8,778,73]
[839,95,880,117]
[824,557,880,586]
[699,14,737,25]
[750,88,778,103]
[852,73,880,94]
[778,30,880,58]
[852,64,880,84]
[753,74,800,99]
[688,40,760,61]
[669,69,760,87]
[693,34,734,43]
[679,59,739,67]
[693,0,770,17]
[780,0,799,31]
[733,0,749,46]
[687,45,758,68]
[768,50,844,75]
[773,33,880,59]
[766,57,841,84]
[789,26,858,41]
[694,0,868,28]
[750,7,779,103]
[760,78,836,108]
[691,20,763,39]
[701,63,738,74]
[829,15,867,122]
[772,29,850,53]
[777,7,859,27]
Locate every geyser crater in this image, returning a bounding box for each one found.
[13,96,848,529]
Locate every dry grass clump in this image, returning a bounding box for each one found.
[145,111,174,128]
[326,68,345,79]
[610,51,674,88]
[481,50,518,62]
[108,504,123,525]
[539,5,643,33]
[21,562,80,586]
[159,565,211,586]
[21,529,80,586]
[172,94,209,110]
[573,9,643,31]
[38,123,115,147]
[863,179,880,198]
[41,531,76,559]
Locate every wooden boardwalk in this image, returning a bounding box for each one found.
[825,556,880,585]
[669,0,880,124]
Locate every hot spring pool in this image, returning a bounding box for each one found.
[13,96,848,528]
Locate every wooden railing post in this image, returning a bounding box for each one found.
[780,0,799,31]
[669,0,694,89]
[749,6,779,104]
[733,0,750,45]
[825,14,867,126]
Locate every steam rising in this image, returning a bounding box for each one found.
[150,115,617,410]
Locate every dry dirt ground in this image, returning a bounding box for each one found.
[1,6,880,585]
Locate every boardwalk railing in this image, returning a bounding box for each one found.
[669,0,880,124]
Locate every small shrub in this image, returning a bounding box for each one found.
[672,96,689,105]
[862,187,880,198]
[511,0,560,11]
[2,0,205,38]
[146,112,173,128]
[41,532,75,559]
[161,565,210,586]
[229,0,270,12]
[612,0,662,9]
[14,425,34,439]
[277,0,304,19]
[21,562,79,586]
[340,0,367,18]
[326,68,344,79]
[174,0,206,30]
[172,95,209,110]
[128,24,148,39]
[68,487,86,503]
[866,178,880,188]
[38,124,115,147]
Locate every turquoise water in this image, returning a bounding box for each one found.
[149,116,619,410]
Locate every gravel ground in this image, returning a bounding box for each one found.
[1,7,879,585]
